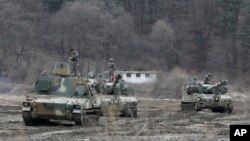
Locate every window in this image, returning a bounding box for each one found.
[145,73,150,77]
[136,73,140,77]
[127,73,131,77]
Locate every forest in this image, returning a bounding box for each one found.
[0,0,250,84]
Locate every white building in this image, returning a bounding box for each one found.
[116,71,158,84]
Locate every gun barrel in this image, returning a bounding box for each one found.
[208,80,227,90]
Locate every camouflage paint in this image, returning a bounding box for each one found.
[22,62,102,125]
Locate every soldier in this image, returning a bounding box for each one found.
[88,71,97,85]
[113,74,123,98]
[68,49,79,76]
[88,71,96,79]
[107,58,116,81]
[203,73,212,84]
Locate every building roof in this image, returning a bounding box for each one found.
[116,71,158,74]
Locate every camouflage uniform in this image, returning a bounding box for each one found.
[107,58,116,81]
[68,49,79,76]
[203,73,212,84]
[113,74,122,98]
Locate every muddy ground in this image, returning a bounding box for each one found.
[0,92,249,141]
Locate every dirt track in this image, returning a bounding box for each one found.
[0,93,249,141]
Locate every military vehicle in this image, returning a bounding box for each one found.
[99,71,137,117]
[22,62,102,126]
[181,76,233,113]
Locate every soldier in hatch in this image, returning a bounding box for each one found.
[203,73,212,84]
[68,49,79,76]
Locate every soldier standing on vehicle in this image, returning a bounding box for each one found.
[68,49,79,76]
[203,73,212,84]
[113,74,122,98]
[107,58,116,81]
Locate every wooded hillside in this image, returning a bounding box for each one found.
[0,0,249,84]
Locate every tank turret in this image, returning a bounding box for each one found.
[181,76,233,113]
[185,80,228,95]
[53,62,73,77]
[22,61,101,126]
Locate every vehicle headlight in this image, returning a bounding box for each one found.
[72,105,82,114]
[197,98,201,101]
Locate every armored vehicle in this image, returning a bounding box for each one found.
[22,62,102,126]
[181,76,233,113]
[100,71,137,117]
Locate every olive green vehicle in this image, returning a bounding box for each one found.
[181,77,233,113]
[99,71,137,117]
[22,62,102,126]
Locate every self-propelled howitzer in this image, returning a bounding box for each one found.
[22,62,101,126]
[100,71,137,117]
[181,77,233,113]
[195,80,232,113]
